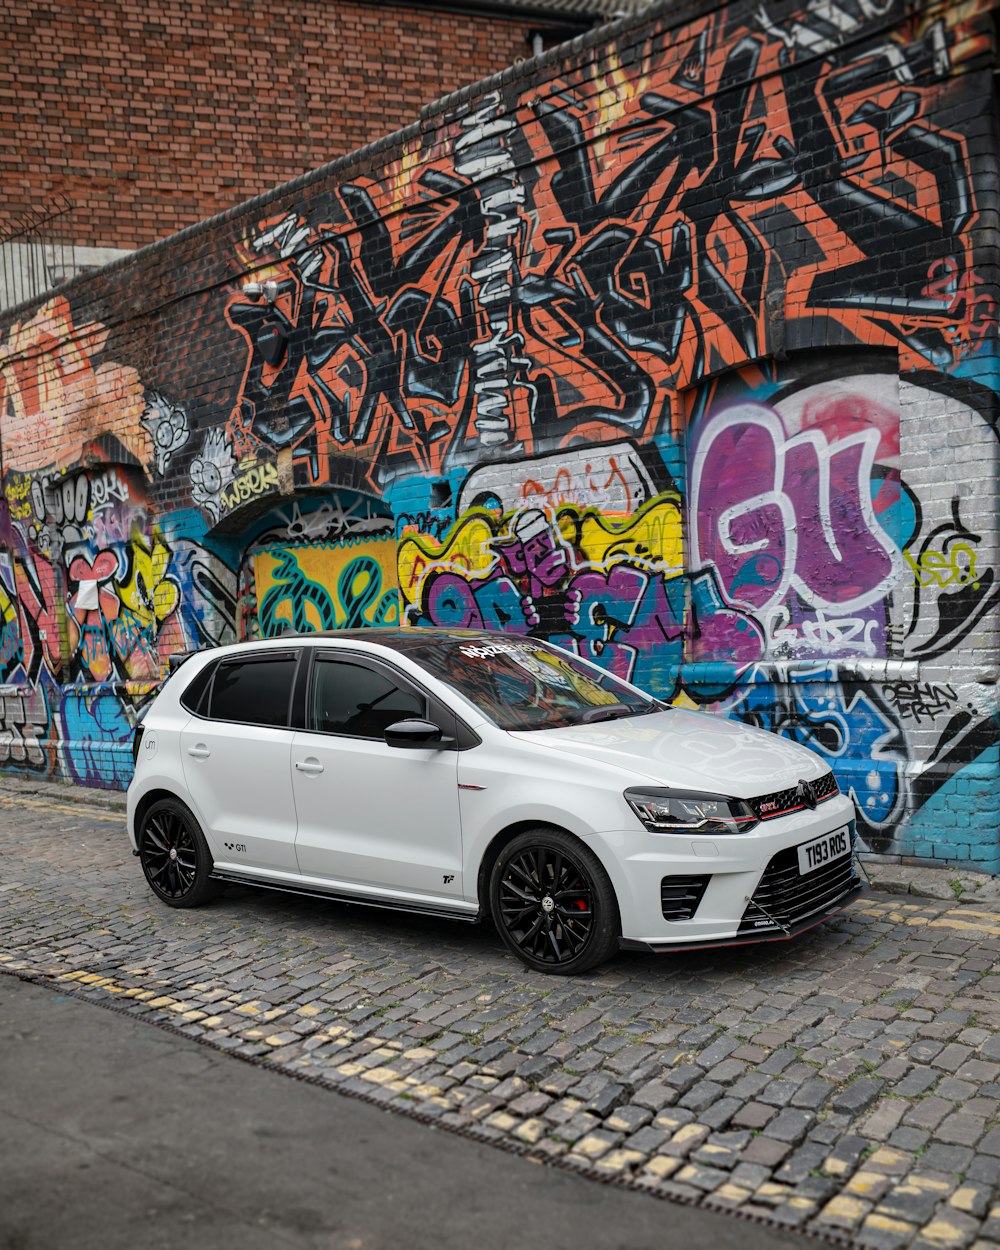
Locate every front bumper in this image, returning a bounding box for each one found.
[619,873,866,953]
[591,793,863,948]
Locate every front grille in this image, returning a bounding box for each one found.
[661,874,710,921]
[749,771,839,821]
[739,838,859,934]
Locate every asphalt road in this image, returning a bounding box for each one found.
[0,975,808,1250]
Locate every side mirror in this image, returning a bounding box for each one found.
[384,718,452,749]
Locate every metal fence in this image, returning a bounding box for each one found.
[0,196,78,313]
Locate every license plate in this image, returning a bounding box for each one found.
[797,827,850,875]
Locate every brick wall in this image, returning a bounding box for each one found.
[1,0,999,869]
[1,0,565,248]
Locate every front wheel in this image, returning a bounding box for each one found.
[489,828,620,975]
[138,797,222,908]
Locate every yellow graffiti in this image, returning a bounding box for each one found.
[220,460,280,515]
[3,472,32,521]
[904,543,980,589]
[116,531,179,629]
[397,510,498,606]
[254,537,399,634]
[397,496,684,612]
[577,495,683,570]
[0,578,16,632]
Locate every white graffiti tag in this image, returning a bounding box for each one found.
[142,391,190,477]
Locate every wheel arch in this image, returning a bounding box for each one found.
[476,820,616,918]
[133,787,189,840]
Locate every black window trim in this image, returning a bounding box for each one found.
[179,644,482,747]
[182,649,303,730]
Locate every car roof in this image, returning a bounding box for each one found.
[186,627,541,662]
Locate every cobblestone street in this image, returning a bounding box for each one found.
[4,782,1000,1249]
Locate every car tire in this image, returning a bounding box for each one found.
[138,797,223,909]
[489,828,620,975]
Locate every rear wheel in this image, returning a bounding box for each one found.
[139,798,222,908]
[489,828,620,975]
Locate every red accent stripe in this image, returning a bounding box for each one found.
[759,790,837,820]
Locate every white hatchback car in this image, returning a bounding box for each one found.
[127,629,864,974]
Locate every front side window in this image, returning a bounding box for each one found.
[310,659,424,738]
[209,656,298,727]
[399,637,661,731]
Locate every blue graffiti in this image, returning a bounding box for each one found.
[903,743,1000,872]
[61,688,135,790]
[734,664,906,837]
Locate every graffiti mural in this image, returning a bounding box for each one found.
[399,492,765,696]
[400,362,999,863]
[141,392,191,478]
[734,663,909,846]
[694,368,999,857]
[191,429,238,524]
[0,0,997,868]
[210,0,991,517]
[0,450,240,788]
[233,494,395,639]
[899,377,1000,663]
[254,535,400,637]
[690,372,905,661]
[0,298,153,474]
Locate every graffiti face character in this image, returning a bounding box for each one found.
[496,510,573,597]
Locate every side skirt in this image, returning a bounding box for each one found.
[209,869,481,924]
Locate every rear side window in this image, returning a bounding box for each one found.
[179,660,217,716]
[209,655,298,728]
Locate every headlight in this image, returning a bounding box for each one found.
[624,787,759,835]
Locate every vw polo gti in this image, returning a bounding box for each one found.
[128,628,864,974]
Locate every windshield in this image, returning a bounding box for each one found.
[404,636,663,731]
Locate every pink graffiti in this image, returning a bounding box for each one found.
[691,402,901,617]
[14,552,62,679]
[68,551,120,682]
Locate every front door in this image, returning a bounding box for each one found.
[291,652,464,904]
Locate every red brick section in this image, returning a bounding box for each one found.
[1,0,543,249]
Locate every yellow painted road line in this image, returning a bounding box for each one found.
[924,915,1000,936]
[863,903,1000,937]
[948,907,1000,921]
[0,794,124,823]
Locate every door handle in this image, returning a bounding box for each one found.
[295,758,324,776]
[187,744,211,760]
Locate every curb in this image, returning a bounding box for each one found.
[0,773,127,812]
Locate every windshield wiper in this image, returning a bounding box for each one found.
[579,703,639,724]
[579,700,667,724]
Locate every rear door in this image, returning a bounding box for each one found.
[291,651,464,902]
[180,649,300,872]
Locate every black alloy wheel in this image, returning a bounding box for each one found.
[139,798,222,908]
[490,828,619,975]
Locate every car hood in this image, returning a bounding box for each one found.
[507,708,827,797]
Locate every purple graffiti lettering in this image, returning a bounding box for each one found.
[693,403,899,617]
